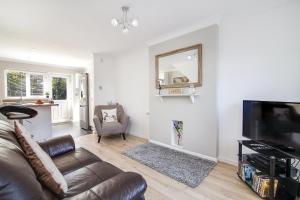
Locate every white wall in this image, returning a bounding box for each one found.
[90,0,300,164]
[218,0,300,164]
[115,46,149,138]
[92,49,149,138]
[149,25,219,159]
[0,60,84,121]
[93,53,116,105]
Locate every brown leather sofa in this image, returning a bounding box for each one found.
[0,120,147,200]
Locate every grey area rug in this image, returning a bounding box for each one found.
[122,143,216,188]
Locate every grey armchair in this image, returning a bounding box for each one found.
[93,104,129,143]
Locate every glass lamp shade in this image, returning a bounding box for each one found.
[111,18,119,27]
[131,19,138,27]
[122,27,129,34]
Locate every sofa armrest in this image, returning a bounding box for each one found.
[39,135,75,157]
[66,172,147,200]
[93,115,102,133]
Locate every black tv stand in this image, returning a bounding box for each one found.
[238,140,299,199]
[277,145,296,152]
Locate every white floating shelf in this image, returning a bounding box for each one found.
[156,93,199,104]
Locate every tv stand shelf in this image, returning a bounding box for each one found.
[237,173,268,199]
[239,140,293,159]
[238,140,296,200]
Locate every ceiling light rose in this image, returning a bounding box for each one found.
[111,6,138,33]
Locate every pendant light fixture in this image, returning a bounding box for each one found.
[111,6,138,34]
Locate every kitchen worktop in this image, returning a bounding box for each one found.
[18,103,58,107]
[1,102,58,107]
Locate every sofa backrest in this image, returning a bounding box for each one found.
[0,119,50,200]
[94,104,125,122]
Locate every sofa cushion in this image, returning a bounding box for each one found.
[0,138,46,200]
[14,121,68,196]
[87,172,147,200]
[0,119,21,148]
[63,172,147,200]
[53,147,101,175]
[64,161,123,197]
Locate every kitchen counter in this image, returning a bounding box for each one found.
[1,99,60,141]
[0,102,58,141]
[20,103,58,107]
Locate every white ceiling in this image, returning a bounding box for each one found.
[0,0,288,68]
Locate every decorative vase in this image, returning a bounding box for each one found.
[177,133,182,146]
[173,120,183,146]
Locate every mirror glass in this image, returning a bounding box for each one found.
[156,44,201,88]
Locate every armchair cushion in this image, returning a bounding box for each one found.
[102,108,117,123]
[102,122,123,134]
[94,104,125,123]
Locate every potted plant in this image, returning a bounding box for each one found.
[45,92,50,99]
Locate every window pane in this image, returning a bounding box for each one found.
[30,74,44,96]
[7,72,26,97]
[52,77,67,100]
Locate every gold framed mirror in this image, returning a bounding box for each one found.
[155,44,202,89]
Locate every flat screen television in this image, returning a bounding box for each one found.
[243,100,300,151]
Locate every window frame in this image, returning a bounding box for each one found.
[4,70,46,99]
[29,72,45,97]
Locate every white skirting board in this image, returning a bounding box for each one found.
[149,139,218,163]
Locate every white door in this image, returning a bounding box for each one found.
[51,75,72,123]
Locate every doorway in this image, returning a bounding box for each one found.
[51,75,72,123]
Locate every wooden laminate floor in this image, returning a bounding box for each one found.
[75,134,260,200]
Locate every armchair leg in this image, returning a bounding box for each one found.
[121,133,126,140]
[98,135,101,143]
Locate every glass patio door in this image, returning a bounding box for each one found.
[51,75,71,123]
